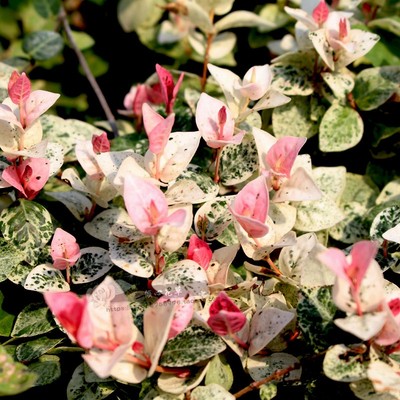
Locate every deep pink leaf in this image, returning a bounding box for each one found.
[312,0,329,25]
[51,228,81,270]
[92,132,110,154]
[8,71,31,105]
[187,234,213,270]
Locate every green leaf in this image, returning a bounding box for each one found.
[69,31,95,51]
[0,345,37,396]
[204,354,233,391]
[214,10,278,33]
[257,3,291,31]
[297,287,339,352]
[321,71,355,100]
[368,16,400,36]
[160,326,226,367]
[0,289,16,337]
[323,344,367,382]
[27,355,61,386]
[259,383,278,400]
[16,336,64,362]
[0,199,54,266]
[67,363,116,400]
[220,135,259,185]
[32,0,61,18]
[0,238,26,282]
[190,383,235,400]
[353,66,400,111]
[271,64,314,96]
[22,30,64,61]
[319,104,364,152]
[11,302,56,338]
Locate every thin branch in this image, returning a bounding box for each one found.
[58,5,119,138]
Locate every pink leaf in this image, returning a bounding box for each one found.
[92,132,110,154]
[2,157,50,200]
[51,228,81,270]
[142,103,175,154]
[156,64,184,114]
[23,90,60,128]
[229,176,269,238]
[187,234,213,270]
[265,136,306,179]
[44,291,93,348]
[8,71,31,105]
[312,0,329,25]
[207,291,247,336]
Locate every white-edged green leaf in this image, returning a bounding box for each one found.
[323,344,368,382]
[0,199,53,265]
[67,363,116,400]
[191,383,235,400]
[109,236,154,278]
[370,205,400,243]
[22,31,64,60]
[321,71,355,100]
[319,104,364,152]
[215,10,277,32]
[23,263,69,292]
[152,260,209,300]
[160,326,226,367]
[368,16,400,36]
[16,336,64,363]
[11,303,56,337]
[204,354,233,391]
[209,32,236,60]
[186,1,214,34]
[247,353,301,382]
[71,247,114,284]
[220,135,259,186]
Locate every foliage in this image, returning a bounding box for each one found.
[0,0,399,399]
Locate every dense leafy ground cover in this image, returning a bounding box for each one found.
[0,0,399,399]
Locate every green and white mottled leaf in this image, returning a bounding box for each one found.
[216,223,238,246]
[152,260,209,300]
[294,194,344,232]
[23,263,69,292]
[22,31,64,60]
[312,166,347,202]
[353,66,400,111]
[260,383,278,400]
[368,16,400,36]
[109,236,154,278]
[16,336,64,363]
[71,247,114,284]
[258,3,291,32]
[84,208,126,242]
[319,104,364,152]
[7,264,32,286]
[143,389,184,400]
[0,199,53,265]
[46,141,65,177]
[185,1,214,34]
[0,238,26,282]
[0,62,15,102]
[272,96,323,139]
[321,71,355,100]
[0,345,37,396]
[27,355,61,386]
[205,354,233,391]
[350,378,398,400]
[219,134,259,186]
[45,190,93,221]
[160,326,226,367]
[370,205,400,243]
[323,344,368,382]
[11,302,56,337]
[247,353,301,382]
[194,196,235,241]
[376,179,400,205]
[191,383,235,400]
[67,363,116,400]
[271,65,313,96]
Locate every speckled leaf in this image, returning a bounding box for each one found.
[109,236,154,278]
[219,135,258,186]
[0,199,53,265]
[322,71,355,100]
[11,302,56,337]
[23,263,69,292]
[247,353,301,382]
[370,205,400,243]
[376,179,400,205]
[259,383,278,400]
[41,115,102,157]
[312,166,347,202]
[272,96,323,139]
[270,65,313,96]
[297,287,338,351]
[319,104,364,152]
[84,208,126,242]
[152,260,209,300]
[71,247,114,284]
[294,194,344,232]
[0,238,25,282]
[0,62,15,102]
[194,196,235,241]
[350,378,397,400]
[160,326,226,367]
[45,141,65,176]
[22,31,63,61]
[45,190,93,221]
[143,389,184,400]
[0,345,37,396]
[190,383,235,400]
[248,307,295,356]
[67,363,116,400]
[309,29,335,70]
[27,355,61,386]
[16,336,64,363]
[204,354,233,391]
[323,344,367,382]
[216,223,238,246]
[6,264,32,286]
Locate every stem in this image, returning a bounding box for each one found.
[58,6,119,138]
[155,154,161,181]
[264,255,282,276]
[213,147,223,183]
[125,354,191,375]
[233,363,300,398]
[200,10,215,92]
[153,235,164,275]
[66,265,71,285]
[229,331,249,350]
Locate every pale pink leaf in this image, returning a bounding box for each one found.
[239,64,272,101]
[317,247,349,282]
[24,90,60,127]
[51,228,81,270]
[8,71,31,105]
